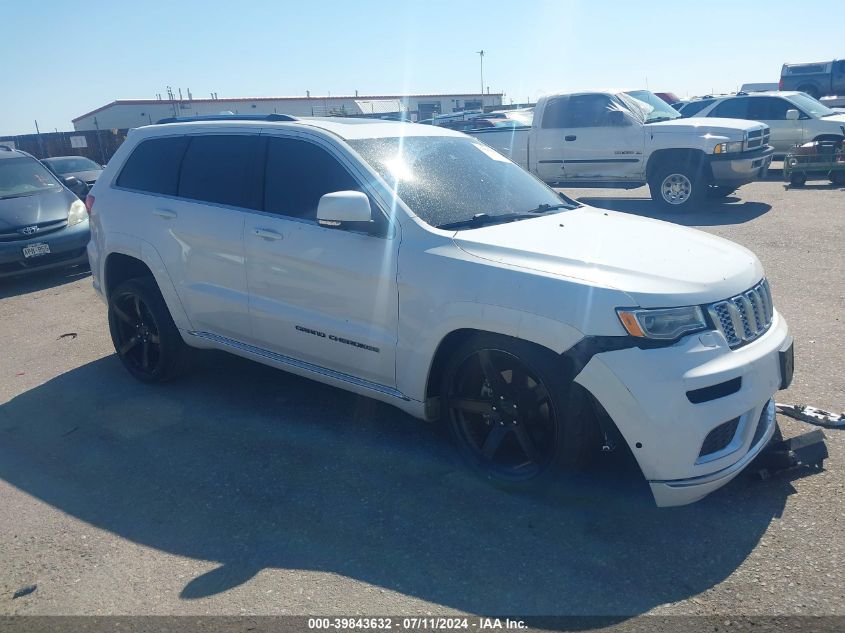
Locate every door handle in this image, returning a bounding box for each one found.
[254,228,283,241]
[565,135,577,141]
[153,208,177,219]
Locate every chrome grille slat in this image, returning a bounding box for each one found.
[709,279,773,349]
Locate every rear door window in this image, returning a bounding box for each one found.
[177,135,261,208]
[116,136,189,195]
[710,98,750,119]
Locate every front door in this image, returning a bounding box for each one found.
[747,97,804,153]
[244,134,399,388]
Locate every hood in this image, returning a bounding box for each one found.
[818,113,845,127]
[648,117,765,137]
[0,189,77,232]
[451,206,764,308]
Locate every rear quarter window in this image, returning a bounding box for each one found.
[116,136,189,195]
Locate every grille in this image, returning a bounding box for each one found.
[0,219,68,242]
[746,126,770,149]
[700,417,740,457]
[708,279,774,349]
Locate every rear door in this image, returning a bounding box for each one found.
[534,94,644,183]
[833,60,845,95]
[243,133,399,388]
[747,97,804,153]
[114,130,260,341]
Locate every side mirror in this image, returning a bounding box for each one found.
[606,110,630,126]
[317,191,372,226]
[63,176,88,199]
[786,109,800,120]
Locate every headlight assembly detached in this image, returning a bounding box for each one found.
[67,199,88,226]
[616,306,707,340]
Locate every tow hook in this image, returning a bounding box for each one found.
[775,403,844,429]
[749,401,839,480]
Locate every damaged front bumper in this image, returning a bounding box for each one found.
[575,311,792,507]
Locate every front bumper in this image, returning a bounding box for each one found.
[708,146,774,186]
[574,311,791,506]
[0,220,90,278]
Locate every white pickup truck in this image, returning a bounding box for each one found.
[469,90,774,210]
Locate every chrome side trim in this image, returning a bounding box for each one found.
[187,330,411,401]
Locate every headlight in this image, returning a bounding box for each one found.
[713,141,744,154]
[67,199,87,226]
[616,306,707,340]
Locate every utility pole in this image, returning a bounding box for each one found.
[476,50,485,98]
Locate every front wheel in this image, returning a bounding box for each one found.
[789,172,807,187]
[108,277,191,383]
[648,163,706,211]
[440,334,594,486]
[829,171,845,186]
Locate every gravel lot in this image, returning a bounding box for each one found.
[1,177,843,621]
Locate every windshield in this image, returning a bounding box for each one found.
[44,156,102,173]
[348,136,577,229]
[0,156,62,199]
[621,90,682,123]
[789,93,837,117]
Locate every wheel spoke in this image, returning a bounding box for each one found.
[477,350,508,392]
[481,424,508,460]
[449,397,494,416]
[113,304,137,326]
[148,332,160,344]
[141,341,150,369]
[119,335,141,355]
[133,295,143,324]
[513,425,541,463]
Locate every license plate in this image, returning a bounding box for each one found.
[779,341,794,390]
[22,242,51,258]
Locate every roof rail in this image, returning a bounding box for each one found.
[155,113,297,124]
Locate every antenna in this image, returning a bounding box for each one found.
[476,50,485,97]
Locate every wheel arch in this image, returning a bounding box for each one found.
[646,148,709,181]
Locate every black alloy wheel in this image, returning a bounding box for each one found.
[108,277,190,383]
[442,336,593,485]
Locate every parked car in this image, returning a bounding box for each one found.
[684,91,845,156]
[740,83,779,93]
[0,146,90,278]
[779,60,845,99]
[42,155,104,198]
[654,92,680,105]
[87,114,793,507]
[467,90,773,209]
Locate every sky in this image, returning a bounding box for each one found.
[2,0,842,136]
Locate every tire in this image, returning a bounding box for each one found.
[648,161,707,211]
[707,185,737,199]
[830,171,845,186]
[789,172,807,187]
[440,333,596,487]
[108,277,191,383]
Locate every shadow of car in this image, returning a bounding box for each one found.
[0,350,799,618]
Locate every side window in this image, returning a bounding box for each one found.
[563,94,616,127]
[116,136,189,195]
[747,97,791,121]
[679,99,714,117]
[264,137,363,221]
[710,98,749,119]
[177,135,260,208]
[540,97,568,129]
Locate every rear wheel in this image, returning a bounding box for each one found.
[440,334,594,486]
[108,277,191,383]
[648,162,706,211]
[830,171,845,186]
[797,85,820,100]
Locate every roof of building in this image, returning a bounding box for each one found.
[72,93,504,123]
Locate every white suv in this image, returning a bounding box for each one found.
[87,114,794,507]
